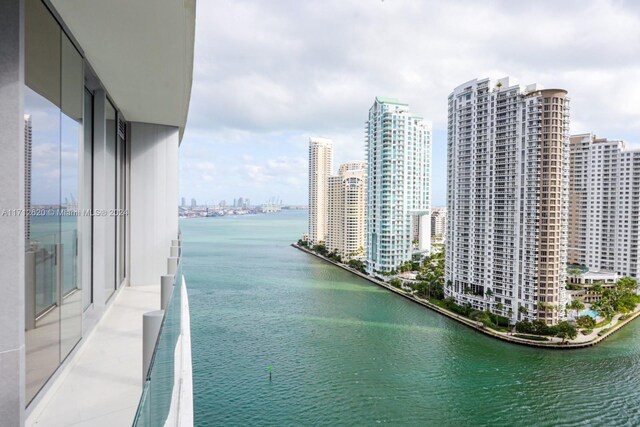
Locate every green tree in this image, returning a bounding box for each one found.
[518,305,528,317]
[389,278,402,288]
[555,321,577,343]
[616,277,638,293]
[313,243,328,256]
[567,299,585,311]
[576,315,596,329]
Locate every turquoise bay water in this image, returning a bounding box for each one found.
[182,211,640,426]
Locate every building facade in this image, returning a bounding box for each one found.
[0,0,195,424]
[431,207,447,242]
[446,77,570,325]
[569,133,640,277]
[308,137,333,245]
[326,161,367,259]
[366,97,431,274]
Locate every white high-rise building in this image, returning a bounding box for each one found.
[569,133,640,278]
[366,97,431,274]
[308,137,333,245]
[446,77,570,325]
[327,161,367,259]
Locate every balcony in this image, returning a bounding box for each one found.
[26,238,192,427]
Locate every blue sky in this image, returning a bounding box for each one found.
[179,0,640,206]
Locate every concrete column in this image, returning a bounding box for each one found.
[418,214,431,252]
[142,310,164,385]
[0,0,25,424]
[160,274,174,310]
[129,123,179,286]
[167,257,178,275]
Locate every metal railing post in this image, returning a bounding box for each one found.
[25,250,36,330]
[142,310,164,385]
[161,274,175,310]
[170,245,180,258]
[167,257,178,275]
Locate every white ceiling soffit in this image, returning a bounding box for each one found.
[50,0,196,133]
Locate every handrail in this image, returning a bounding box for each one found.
[133,236,193,426]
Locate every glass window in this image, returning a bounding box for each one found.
[24,0,83,404]
[24,0,62,405]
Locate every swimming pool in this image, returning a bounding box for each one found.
[579,309,599,319]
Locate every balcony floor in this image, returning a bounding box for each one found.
[27,285,160,427]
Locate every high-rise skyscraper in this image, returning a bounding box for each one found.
[238,197,244,208]
[308,137,333,245]
[181,196,186,207]
[446,77,570,325]
[326,161,367,259]
[191,198,197,208]
[569,133,640,277]
[365,97,431,274]
[431,207,447,241]
[24,115,32,245]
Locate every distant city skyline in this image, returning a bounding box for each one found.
[179,0,640,206]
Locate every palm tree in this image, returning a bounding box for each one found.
[517,305,527,321]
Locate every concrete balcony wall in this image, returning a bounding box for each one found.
[129,123,179,286]
[0,0,25,425]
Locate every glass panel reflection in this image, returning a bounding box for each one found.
[24,0,84,404]
[24,0,62,400]
[60,33,83,360]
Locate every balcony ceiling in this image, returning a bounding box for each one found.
[50,0,195,134]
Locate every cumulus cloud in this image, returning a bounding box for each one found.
[180,0,640,205]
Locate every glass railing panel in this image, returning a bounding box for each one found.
[133,260,184,426]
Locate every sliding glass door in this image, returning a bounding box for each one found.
[24,0,82,404]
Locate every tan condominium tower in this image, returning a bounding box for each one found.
[431,207,447,242]
[326,161,367,259]
[308,137,333,245]
[569,133,640,278]
[446,77,570,325]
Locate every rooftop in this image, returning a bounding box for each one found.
[375,96,408,106]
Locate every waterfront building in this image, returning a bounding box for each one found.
[569,133,640,278]
[1,1,195,425]
[238,196,244,208]
[308,137,333,245]
[191,197,197,208]
[24,115,32,245]
[431,207,447,242]
[326,161,367,259]
[365,97,432,274]
[446,77,570,325]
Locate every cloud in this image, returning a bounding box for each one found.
[180,0,640,205]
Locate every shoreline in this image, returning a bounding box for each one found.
[292,243,640,349]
